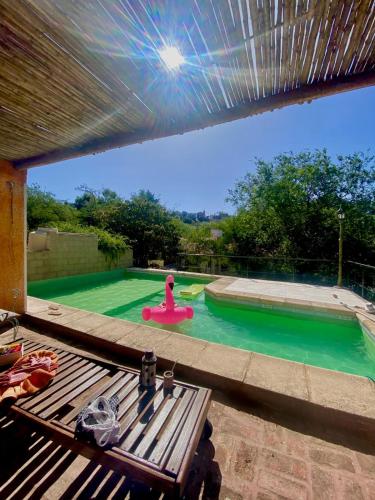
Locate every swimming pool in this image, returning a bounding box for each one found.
[28,270,375,378]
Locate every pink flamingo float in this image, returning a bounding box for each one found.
[142,275,194,325]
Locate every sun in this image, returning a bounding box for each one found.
[158,46,185,71]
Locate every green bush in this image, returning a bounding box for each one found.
[52,222,129,262]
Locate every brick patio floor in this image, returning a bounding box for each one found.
[0,327,374,499]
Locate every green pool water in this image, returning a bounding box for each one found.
[28,270,375,378]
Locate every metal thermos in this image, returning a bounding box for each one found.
[140,350,157,387]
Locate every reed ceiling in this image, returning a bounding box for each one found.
[0,0,374,168]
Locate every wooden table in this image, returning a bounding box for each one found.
[4,339,212,497]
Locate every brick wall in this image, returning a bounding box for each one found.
[28,229,133,281]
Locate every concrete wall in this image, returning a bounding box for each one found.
[0,160,27,313]
[28,228,133,282]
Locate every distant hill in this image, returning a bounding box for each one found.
[171,210,230,224]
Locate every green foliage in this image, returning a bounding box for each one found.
[178,221,228,254]
[74,185,122,227]
[52,222,129,262]
[227,150,375,261]
[27,184,78,230]
[100,190,181,266]
[27,150,375,269]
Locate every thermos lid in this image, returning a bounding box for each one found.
[144,349,154,359]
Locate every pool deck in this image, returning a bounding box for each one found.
[205,276,370,315]
[25,283,375,443]
[2,325,375,499]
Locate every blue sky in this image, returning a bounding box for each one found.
[29,86,375,214]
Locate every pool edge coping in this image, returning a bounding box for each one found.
[130,267,370,317]
[24,295,375,440]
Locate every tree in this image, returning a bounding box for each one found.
[104,190,181,266]
[227,150,375,262]
[74,185,122,227]
[27,184,78,230]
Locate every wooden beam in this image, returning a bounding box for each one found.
[0,160,27,313]
[14,70,375,170]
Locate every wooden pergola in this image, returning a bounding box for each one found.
[0,0,374,311]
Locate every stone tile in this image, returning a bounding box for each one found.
[30,305,76,322]
[284,430,307,459]
[309,447,355,473]
[117,325,171,353]
[355,452,375,477]
[365,480,375,500]
[220,415,264,445]
[340,477,366,500]
[209,277,368,313]
[261,449,308,482]
[26,296,50,313]
[244,353,309,400]
[311,466,336,500]
[155,333,208,367]
[213,433,237,473]
[218,485,245,500]
[257,470,308,499]
[90,318,138,342]
[48,309,92,326]
[307,365,375,418]
[67,312,111,333]
[255,492,275,500]
[263,424,286,452]
[228,440,258,481]
[193,343,251,381]
[207,400,225,430]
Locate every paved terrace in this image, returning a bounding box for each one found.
[1,325,375,499]
[205,276,370,314]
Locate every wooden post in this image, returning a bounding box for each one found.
[0,160,27,313]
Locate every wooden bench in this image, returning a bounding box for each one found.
[3,339,212,497]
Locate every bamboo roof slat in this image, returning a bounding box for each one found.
[0,0,373,168]
[326,0,353,77]
[226,0,252,102]
[351,2,375,72]
[274,0,283,94]
[249,0,265,97]
[1,3,149,130]
[341,0,374,73]
[316,0,343,81]
[289,0,305,89]
[310,0,334,84]
[280,0,292,91]
[358,25,375,72]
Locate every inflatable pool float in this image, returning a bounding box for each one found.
[180,284,205,299]
[142,275,194,325]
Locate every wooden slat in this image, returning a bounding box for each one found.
[12,353,80,407]
[165,389,208,476]
[20,359,94,411]
[133,386,184,459]
[21,341,44,352]
[118,380,163,442]
[28,363,102,414]
[12,407,177,494]
[39,367,110,418]
[120,386,166,452]
[148,388,196,466]
[60,369,128,425]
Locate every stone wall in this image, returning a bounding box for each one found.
[28,228,133,282]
